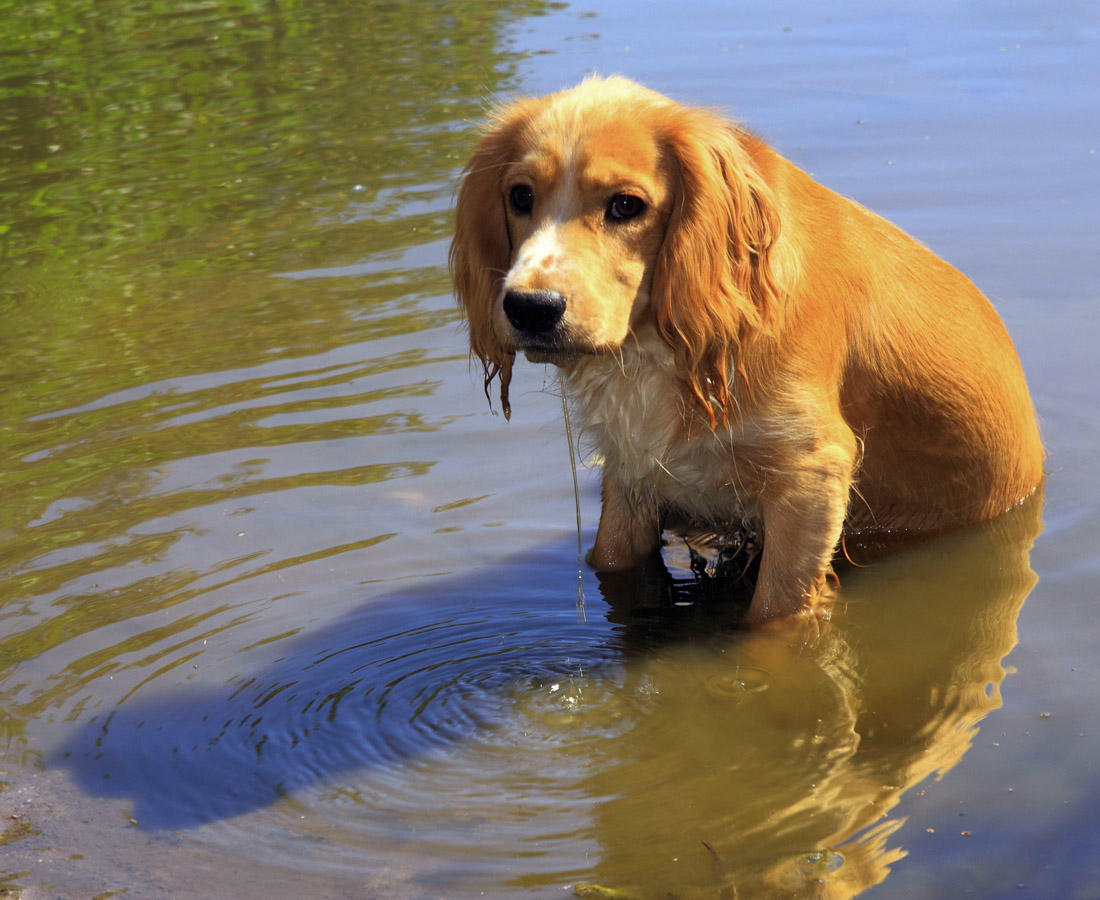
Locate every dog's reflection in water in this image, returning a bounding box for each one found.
[574,494,1041,900]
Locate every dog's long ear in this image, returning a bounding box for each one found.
[653,108,783,427]
[450,100,539,417]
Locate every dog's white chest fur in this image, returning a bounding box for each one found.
[565,338,767,528]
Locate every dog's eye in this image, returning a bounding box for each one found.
[607,193,645,221]
[509,184,534,214]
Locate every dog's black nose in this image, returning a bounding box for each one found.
[503,289,566,335]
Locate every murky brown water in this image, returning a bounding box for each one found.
[3,2,1099,899]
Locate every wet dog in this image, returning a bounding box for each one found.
[450,76,1043,624]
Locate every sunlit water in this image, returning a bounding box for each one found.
[2,2,1099,899]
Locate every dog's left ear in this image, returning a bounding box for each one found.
[653,108,783,426]
[450,99,540,417]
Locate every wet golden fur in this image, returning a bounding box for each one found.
[450,76,1043,624]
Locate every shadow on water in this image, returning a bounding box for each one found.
[53,495,1041,897]
[52,541,623,829]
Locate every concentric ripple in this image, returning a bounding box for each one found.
[54,585,633,829]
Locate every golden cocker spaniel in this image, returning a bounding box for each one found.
[450,76,1043,624]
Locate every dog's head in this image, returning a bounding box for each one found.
[450,76,782,422]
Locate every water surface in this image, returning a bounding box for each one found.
[2,2,1099,898]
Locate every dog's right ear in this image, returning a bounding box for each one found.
[450,100,539,416]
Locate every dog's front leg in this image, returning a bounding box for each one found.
[744,438,856,624]
[589,466,661,570]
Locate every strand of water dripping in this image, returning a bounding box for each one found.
[559,373,587,623]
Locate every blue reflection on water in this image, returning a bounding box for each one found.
[53,541,632,829]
